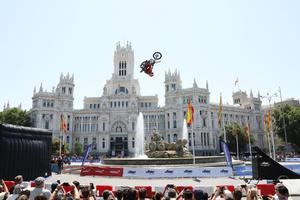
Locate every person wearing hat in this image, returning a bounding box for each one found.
[29,177,51,200]
[273,184,291,200]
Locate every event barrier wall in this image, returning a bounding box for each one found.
[0,124,52,180]
[80,166,233,178]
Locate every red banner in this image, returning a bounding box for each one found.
[80,166,123,177]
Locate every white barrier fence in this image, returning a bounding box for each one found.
[123,166,233,178]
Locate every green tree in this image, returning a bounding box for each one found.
[273,105,300,151]
[224,122,252,155]
[52,139,60,155]
[0,107,31,127]
[74,141,83,156]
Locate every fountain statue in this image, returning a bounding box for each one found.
[146,130,192,158]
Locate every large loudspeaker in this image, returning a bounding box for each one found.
[0,124,52,181]
[252,146,300,180]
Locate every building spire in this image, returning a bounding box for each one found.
[206,80,209,90]
[193,78,198,88]
[39,83,43,92]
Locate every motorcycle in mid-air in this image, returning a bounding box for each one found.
[140,52,162,77]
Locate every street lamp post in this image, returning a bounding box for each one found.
[278,87,288,153]
[260,92,277,160]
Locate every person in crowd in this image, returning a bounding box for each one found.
[81,186,95,200]
[34,194,48,200]
[233,189,242,200]
[57,156,63,174]
[182,189,193,200]
[246,188,262,200]
[11,175,24,194]
[17,190,31,200]
[29,177,51,200]
[0,179,9,200]
[138,188,147,200]
[209,186,226,200]
[203,192,209,200]
[102,190,115,200]
[126,188,137,200]
[167,188,177,199]
[272,184,291,200]
[193,190,205,200]
[152,191,163,200]
[163,184,178,198]
[115,189,123,200]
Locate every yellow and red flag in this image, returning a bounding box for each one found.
[267,110,272,129]
[218,94,223,127]
[60,114,67,134]
[186,99,194,126]
[245,123,250,138]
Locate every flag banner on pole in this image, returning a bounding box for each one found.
[82,144,93,166]
[218,95,223,127]
[234,78,239,86]
[60,114,67,134]
[244,123,250,138]
[267,110,271,129]
[220,140,233,168]
[186,99,194,126]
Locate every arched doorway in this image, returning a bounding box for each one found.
[110,121,128,157]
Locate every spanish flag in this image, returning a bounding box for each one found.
[186,99,194,126]
[60,114,67,134]
[245,123,250,138]
[267,110,272,129]
[218,94,223,127]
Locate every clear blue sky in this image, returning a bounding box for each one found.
[0,0,299,111]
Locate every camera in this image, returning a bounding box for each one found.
[167,184,175,188]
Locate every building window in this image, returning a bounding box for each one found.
[173,120,177,128]
[45,120,49,129]
[62,87,66,94]
[171,84,176,91]
[166,85,169,92]
[69,88,72,94]
[84,137,88,149]
[92,137,97,150]
[132,137,135,148]
[132,122,135,131]
[167,121,170,129]
[103,122,105,131]
[168,134,170,143]
[102,138,105,149]
[75,137,79,142]
[173,134,177,142]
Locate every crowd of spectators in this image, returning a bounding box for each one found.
[0,175,293,200]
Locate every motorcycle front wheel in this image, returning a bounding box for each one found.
[153,52,162,60]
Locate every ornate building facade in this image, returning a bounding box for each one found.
[31,42,266,156]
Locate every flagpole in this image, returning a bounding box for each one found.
[192,122,195,165]
[59,130,62,156]
[192,87,196,165]
[222,116,226,143]
[247,124,252,159]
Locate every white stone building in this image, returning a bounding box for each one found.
[31,42,266,156]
